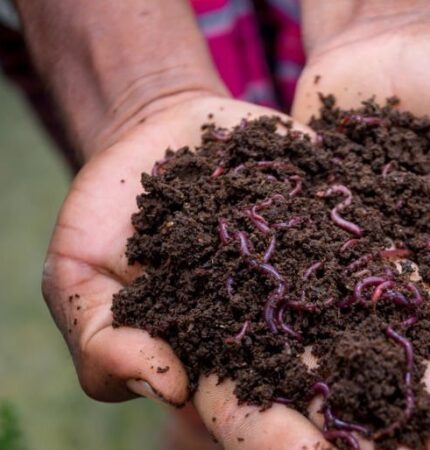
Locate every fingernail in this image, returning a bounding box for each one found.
[126,379,161,402]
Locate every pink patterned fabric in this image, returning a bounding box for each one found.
[191,0,305,111]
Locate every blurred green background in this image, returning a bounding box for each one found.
[0,75,164,450]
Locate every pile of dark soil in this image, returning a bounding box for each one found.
[112,96,430,449]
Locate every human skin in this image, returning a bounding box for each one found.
[14,0,430,448]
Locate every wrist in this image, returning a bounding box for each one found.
[15,0,228,163]
[80,71,227,162]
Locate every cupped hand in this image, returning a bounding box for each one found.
[292,3,430,122]
[42,95,334,450]
[292,8,430,447]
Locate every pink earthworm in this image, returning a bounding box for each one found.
[371,281,396,303]
[323,430,360,450]
[151,157,171,176]
[258,263,287,333]
[272,216,304,230]
[225,277,234,299]
[380,248,412,259]
[372,327,415,439]
[224,320,250,344]
[382,161,396,178]
[345,254,373,273]
[263,235,277,263]
[234,231,253,257]
[211,165,225,178]
[303,262,323,280]
[218,218,231,244]
[273,396,293,405]
[339,114,385,129]
[288,175,303,197]
[354,276,387,303]
[340,239,361,252]
[276,304,302,339]
[312,382,369,438]
[325,185,363,237]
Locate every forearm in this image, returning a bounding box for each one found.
[14,0,227,159]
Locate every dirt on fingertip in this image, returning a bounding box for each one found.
[112,95,430,450]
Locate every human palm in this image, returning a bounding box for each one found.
[292,15,430,450]
[42,96,331,450]
[293,11,430,121]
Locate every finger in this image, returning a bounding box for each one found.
[43,252,188,404]
[194,375,335,450]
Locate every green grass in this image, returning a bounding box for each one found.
[0,76,164,450]
[0,402,27,450]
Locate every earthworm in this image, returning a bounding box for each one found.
[352,269,371,278]
[401,316,418,328]
[239,118,247,129]
[209,129,230,141]
[258,263,286,333]
[405,282,423,306]
[323,430,360,450]
[339,114,385,128]
[325,185,363,237]
[272,216,304,230]
[245,209,271,233]
[288,175,303,197]
[382,290,409,307]
[338,295,357,309]
[151,157,171,176]
[273,396,293,405]
[303,262,322,280]
[247,195,286,233]
[370,282,422,308]
[233,164,245,174]
[345,254,373,273]
[224,320,250,344]
[371,281,396,303]
[322,297,335,308]
[276,304,302,339]
[312,382,369,437]
[211,165,225,178]
[234,231,253,257]
[340,239,360,252]
[263,235,277,263]
[285,300,318,312]
[354,276,386,303]
[372,327,415,439]
[264,292,284,333]
[380,248,412,259]
[259,263,285,286]
[226,277,234,299]
[382,161,396,178]
[218,218,231,244]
